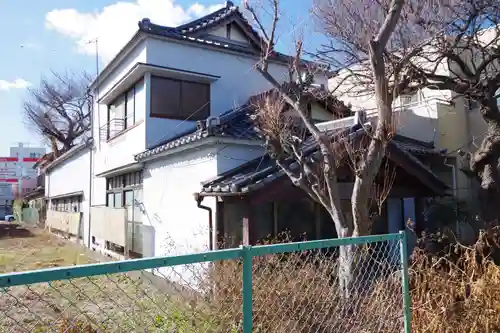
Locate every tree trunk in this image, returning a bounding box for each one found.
[470,117,500,223]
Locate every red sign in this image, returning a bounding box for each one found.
[0,157,18,162]
[0,178,17,183]
[22,158,39,162]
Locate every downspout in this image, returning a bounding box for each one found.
[444,157,459,236]
[194,193,213,251]
[87,91,95,249]
[444,157,457,197]
[88,142,93,248]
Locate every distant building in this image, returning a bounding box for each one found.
[0,143,46,218]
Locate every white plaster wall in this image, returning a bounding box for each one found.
[92,41,147,175]
[144,37,291,148]
[45,149,91,246]
[94,121,146,175]
[142,146,218,257]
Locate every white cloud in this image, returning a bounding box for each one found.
[0,79,31,91]
[45,0,225,63]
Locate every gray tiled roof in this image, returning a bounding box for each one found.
[175,1,263,45]
[134,104,260,161]
[137,2,317,66]
[200,128,449,195]
[392,134,446,156]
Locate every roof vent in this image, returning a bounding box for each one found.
[225,1,234,8]
[206,116,220,128]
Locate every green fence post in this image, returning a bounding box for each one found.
[399,230,412,332]
[242,246,253,333]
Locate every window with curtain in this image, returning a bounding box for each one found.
[150,76,210,121]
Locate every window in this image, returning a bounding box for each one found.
[51,196,82,212]
[106,170,143,210]
[29,152,40,158]
[150,76,210,121]
[399,94,419,106]
[106,79,144,139]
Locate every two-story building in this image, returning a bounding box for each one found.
[42,1,450,260]
[328,52,494,209]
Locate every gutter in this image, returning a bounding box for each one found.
[194,192,214,251]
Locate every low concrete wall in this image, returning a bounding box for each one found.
[91,206,127,248]
[46,210,82,236]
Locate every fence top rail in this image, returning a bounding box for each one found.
[249,232,403,256]
[0,232,404,288]
[0,248,242,288]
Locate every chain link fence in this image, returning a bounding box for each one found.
[0,232,410,332]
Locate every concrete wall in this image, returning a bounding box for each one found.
[47,210,82,237]
[45,148,91,246]
[91,206,127,248]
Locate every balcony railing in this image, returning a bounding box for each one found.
[99,118,125,141]
[317,97,449,143]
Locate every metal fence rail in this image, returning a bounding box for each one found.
[0,231,411,332]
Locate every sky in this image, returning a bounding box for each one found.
[0,0,323,156]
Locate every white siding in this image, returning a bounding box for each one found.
[45,149,91,246]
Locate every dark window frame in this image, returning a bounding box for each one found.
[105,170,143,208]
[149,75,211,121]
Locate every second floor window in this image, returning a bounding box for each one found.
[107,79,144,139]
[150,75,210,121]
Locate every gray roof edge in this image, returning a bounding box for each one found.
[43,139,93,173]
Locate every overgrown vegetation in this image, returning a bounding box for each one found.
[3,227,500,332]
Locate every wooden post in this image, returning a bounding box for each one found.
[273,202,278,237]
[242,216,250,246]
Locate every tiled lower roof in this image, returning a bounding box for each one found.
[199,129,449,195]
[392,134,446,156]
[134,104,260,161]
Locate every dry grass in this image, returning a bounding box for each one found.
[0,226,202,333]
[0,224,93,273]
[3,225,500,332]
[410,227,500,333]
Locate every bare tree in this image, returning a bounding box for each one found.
[24,71,93,155]
[246,0,405,237]
[312,0,463,232]
[244,0,408,294]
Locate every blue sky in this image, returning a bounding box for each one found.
[0,0,319,156]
